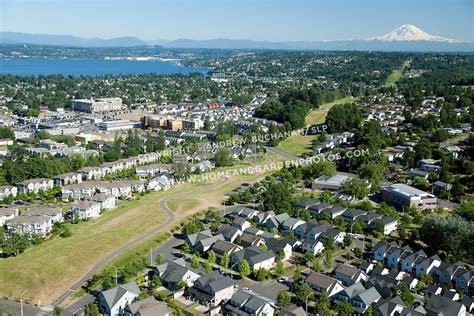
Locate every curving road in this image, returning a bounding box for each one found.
[57,176,230,307]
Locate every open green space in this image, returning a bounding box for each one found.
[278,96,359,156]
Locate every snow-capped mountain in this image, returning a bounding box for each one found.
[369,24,459,43]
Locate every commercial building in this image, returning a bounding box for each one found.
[72,97,123,113]
[381,183,437,210]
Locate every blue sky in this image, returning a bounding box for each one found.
[1,0,473,42]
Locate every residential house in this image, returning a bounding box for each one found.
[401,250,427,274]
[425,295,466,316]
[308,203,333,218]
[351,286,382,314]
[341,209,367,222]
[321,206,347,220]
[240,232,264,248]
[231,217,251,232]
[154,259,200,291]
[265,213,289,232]
[186,230,214,251]
[253,211,275,225]
[123,297,172,316]
[0,185,18,200]
[17,178,54,194]
[53,172,83,187]
[317,228,345,245]
[6,215,52,237]
[98,281,141,316]
[386,245,413,270]
[230,246,275,271]
[0,207,19,226]
[216,224,243,243]
[210,240,243,260]
[223,289,276,316]
[304,272,344,298]
[333,264,368,286]
[23,206,63,223]
[280,217,305,234]
[71,200,101,219]
[188,271,236,307]
[91,193,116,210]
[373,216,398,235]
[302,238,325,256]
[415,255,442,277]
[294,221,320,239]
[265,238,293,261]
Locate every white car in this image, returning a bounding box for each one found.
[278,277,288,283]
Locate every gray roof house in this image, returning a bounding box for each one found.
[216,224,243,243]
[223,289,276,316]
[230,246,276,271]
[304,272,344,298]
[188,271,236,307]
[425,295,466,316]
[210,240,243,259]
[123,296,172,316]
[154,259,200,291]
[98,281,141,316]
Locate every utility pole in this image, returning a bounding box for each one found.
[20,289,28,316]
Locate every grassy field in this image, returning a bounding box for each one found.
[0,153,282,304]
[386,59,411,87]
[278,96,358,156]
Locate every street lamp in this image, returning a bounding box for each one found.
[20,289,28,316]
[230,262,238,280]
[109,264,118,285]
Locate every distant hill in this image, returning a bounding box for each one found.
[0,32,148,47]
[1,25,472,51]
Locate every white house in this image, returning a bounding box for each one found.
[17,178,54,194]
[91,193,116,210]
[6,215,53,237]
[302,238,325,256]
[0,207,19,226]
[71,200,101,219]
[0,185,18,200]
[98,282,141,316]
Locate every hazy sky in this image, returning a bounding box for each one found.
[1,0,473,42]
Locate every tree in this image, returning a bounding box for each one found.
[324,250,333,268]
[324,236,335,251]
[277,290,292,307]
[343,179,370,199]
[314,293,331,316]
[343,235,353,248]
[420,274,434,287]
[414,138,432,161]
[213,148,233,167]
[221,252,230,269]
[395,283,415,307]
[208,250,217,264]
[84,303,100,316]
[365,304,373,316]
[294,283,313,302]
[53,306,62,316]
[239,259,251,277]
[336,301,354,316]
[255,268,268,281]
[203,260,212,273]
[155,254,164,265]
[191,255,200,268]
[312,259,321,272]
[294,266,303,283]
[354,247,363,259]
[274,260,286,277]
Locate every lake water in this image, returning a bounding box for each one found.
[0,59,209,76]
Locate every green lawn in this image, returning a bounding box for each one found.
[386,59,411,87]
[278,96,359,157]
